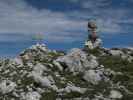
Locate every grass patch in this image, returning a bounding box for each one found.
[41,90,57,100]
[99,55,133,93]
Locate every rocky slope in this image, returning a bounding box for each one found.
[0,43,133,100]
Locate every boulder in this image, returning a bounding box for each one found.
[109,90,123,99]
[56,48,99,73]
[83,70,104,85]
[0,80,16,94]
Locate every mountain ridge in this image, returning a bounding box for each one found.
[0,43,133,100]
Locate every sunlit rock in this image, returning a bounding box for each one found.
[109,90,123,99]
[0,80,16,94]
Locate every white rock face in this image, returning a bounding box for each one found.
[127,47,133,51]
[83,70,103,85]
[32,73,51,87]
[30,43,48,52]
[93,38,102,48]
[33,63,48,75]
[89,59,98,69]
[108,49,133,62]
[58,83,87,94]
[109,50,123,56]
[53,60,63,71]
[0,80,16,94]
[24,91,41,100]
[85,38,102,49]
[85,41,94,49]
[30,63,58,91]
[56,48,99,73]
[109,90,123,99]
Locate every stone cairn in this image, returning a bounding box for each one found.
[84,20,102,49]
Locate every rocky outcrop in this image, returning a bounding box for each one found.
[0,80,16,94]
[103,48,133,62]
[0,43,133,100]
[56,48,99,73]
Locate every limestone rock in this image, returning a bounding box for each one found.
[85,38,102,49]
[0,80,16,94]
[109,90,123,99]
[56,48,99,73]
[22,91,41,100]
[83,70,104,85]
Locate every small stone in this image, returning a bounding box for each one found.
[109,90,123,99]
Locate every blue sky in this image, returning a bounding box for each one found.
[0,0,133,57]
